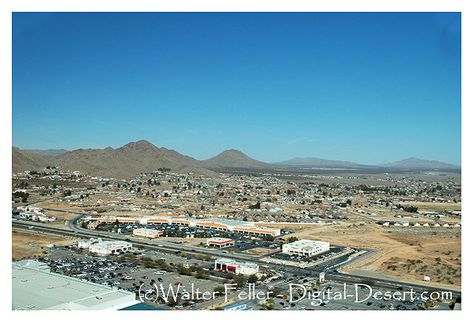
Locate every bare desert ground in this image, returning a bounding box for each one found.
[279,222,460,288]
[12,229,75,260]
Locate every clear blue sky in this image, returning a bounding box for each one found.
[12,12,461,165]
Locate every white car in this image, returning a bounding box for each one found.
[154,271,165,275]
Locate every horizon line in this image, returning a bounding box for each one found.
[12,140,461,167]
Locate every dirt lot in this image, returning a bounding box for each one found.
[399,201,461,212]
[12,229,76,261]
[163,237,208,247]
[286,223,461,288]
[243,247,275,256]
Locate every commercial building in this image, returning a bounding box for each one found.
[77,238,101,249]
[12,260,139,310]
[94,215,281,236]
[77,238,132,256]
[133,228,162,239]
[214,258,259,275]
[206,237,235,248]
[282,239,330,257]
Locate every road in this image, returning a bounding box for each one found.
[13,214,461,300]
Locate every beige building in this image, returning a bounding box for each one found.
[133,228,162,238]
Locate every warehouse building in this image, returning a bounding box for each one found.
[206,237,235,248]
[77,238,101,249]
[282,239,330,257]
[82,240,132,256]
[133,228,162,239]
[12,260,139,310]
[214,258,259,275]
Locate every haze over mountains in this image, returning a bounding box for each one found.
[379,157,460,170]
[12,140,460,177]
[277,157,367,169]
[24,149,69,156]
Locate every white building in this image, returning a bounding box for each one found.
[87,240,132,256]
[13,260,139,310]
[133,228,162,239]
[206,237,235,248]
[77,238,100,249]
[282,239,330,257]
[33,214,56,222]
[214,258,259,275]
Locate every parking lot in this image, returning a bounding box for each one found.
[271,246,345,262]
[232,276,453,311]
[39,246,223,309]
[96,222,281,252]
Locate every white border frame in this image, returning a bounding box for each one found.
[1,1,471,322]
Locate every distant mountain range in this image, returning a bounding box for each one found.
[24,149,70,156]
[379,157,460,170]
[12,140,460,178]
[278,156,460,171]
[277,157,366,169]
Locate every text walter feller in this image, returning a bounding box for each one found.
[139,282,453,305]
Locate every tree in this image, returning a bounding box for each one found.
[177,264,192,275]
[195,268,208,279]
[214,286,225,295]
[234,274,246,287]
[13,191,29,202]
[248,274,258,284]
[261,298,275,310]
[142,257,156,269]
[287,236,298,243]
[249,201,261,209]
[263,235,275,242]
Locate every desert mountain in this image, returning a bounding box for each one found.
[13,141,461,177]
[51,140,216,178]
[380,157,460,170]
[12,147,51,173]
[202,149,272,170]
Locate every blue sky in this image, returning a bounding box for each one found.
[12,12,461,165]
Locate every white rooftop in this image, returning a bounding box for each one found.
[92,240,131,248]
[215,257,259,269]
[284,239,329,249]
[207,237,235,242]
[12,260,139,310]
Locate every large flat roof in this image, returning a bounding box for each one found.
[283,239,330,249]
[215,257,259,269]
[12,260,139,310]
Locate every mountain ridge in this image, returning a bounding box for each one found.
[12,140,460,177]
[379,157,460,170]
[202,149,272,169]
